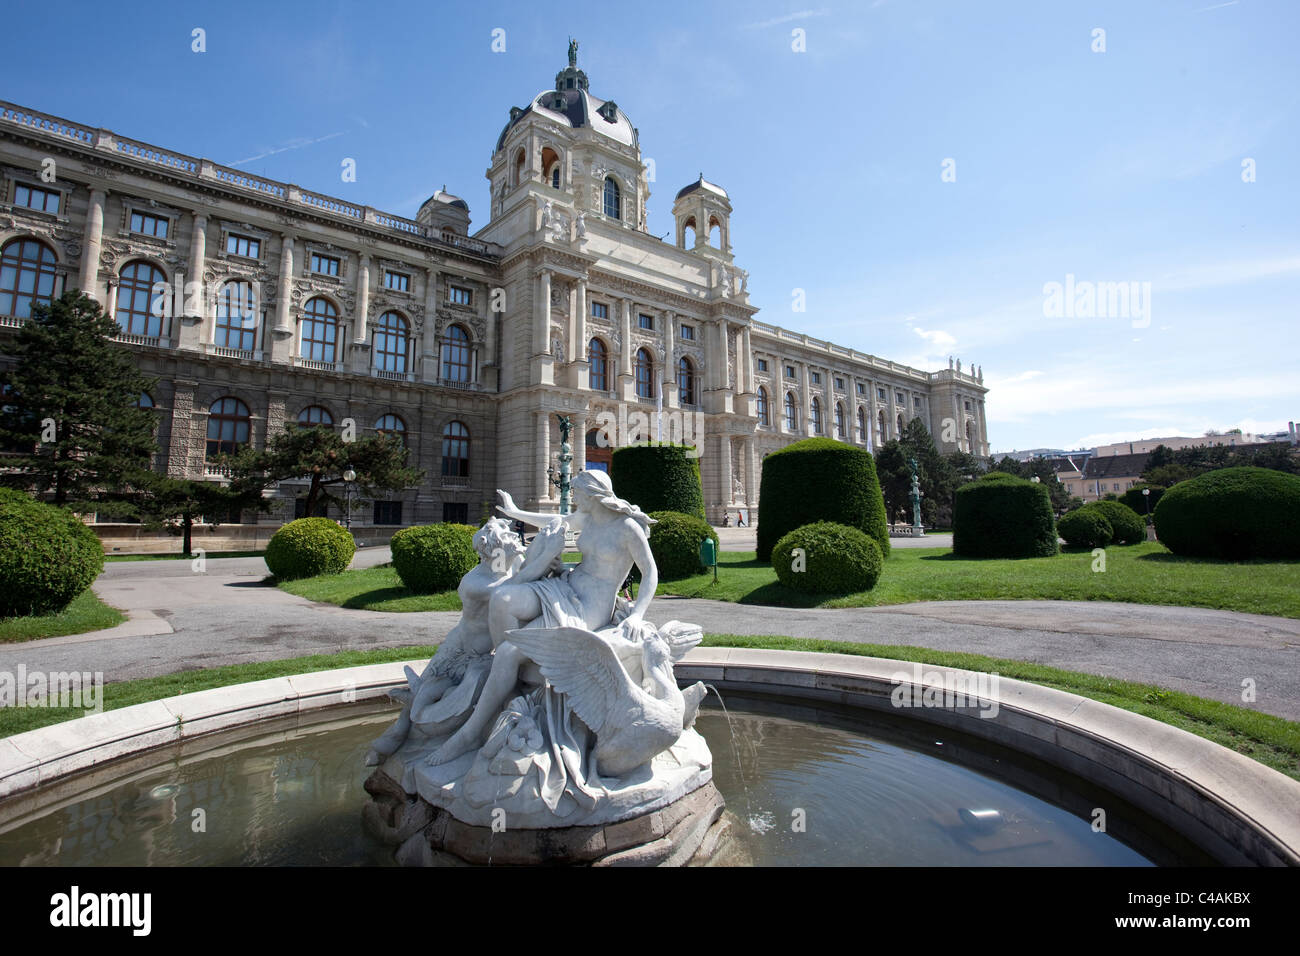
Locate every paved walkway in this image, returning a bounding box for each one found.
[1,548,1296,721]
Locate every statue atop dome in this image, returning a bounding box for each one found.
[568,37,579,67]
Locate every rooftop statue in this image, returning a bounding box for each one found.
[366,469,712,831]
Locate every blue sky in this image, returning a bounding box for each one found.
[3,0,1297,452]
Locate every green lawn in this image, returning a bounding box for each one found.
[2,635,1296,781]
[656,544,1300,618]
[277,565,462,612]
[104,550,266,562]
[0,590,126,643]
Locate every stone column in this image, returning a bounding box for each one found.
[573,415,586,472]
[352,254,371,373]
[802,363,813,435]
[662,310,677,408]
[271,233,295,364]
[79,188,106,302]
[533,269,554,386]
[572,278,588,389]
[739,325,753,394]
[178,212,207,352]
[166,379,198,478]
[421,267,439,383]
[719,434,733,515]
[536,411,551,504]
[618,298,633,400]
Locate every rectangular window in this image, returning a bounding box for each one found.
[810,372,821,385]
[785,366,795,379]
[13,183,60,214]
[679,324,694,340]
[130,212,169,238]
[896,391,906,404]
[857,383,866,395]
[449,285,472,306]
[226,233,260,258]
[591,302,609,319]
[835,377,844,390]
[311,253,340,276]
[443,502,469,524]
[638,313,654,330]
[385,271,410,292]
[877,387,886,400]
[373,501,403,525]
[964,401,972,411]
[757,359,768,372]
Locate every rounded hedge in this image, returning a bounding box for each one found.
[1119,483,1164,517]
[756,438,889,562]
[1153,467,1300,559]
[264,517,356,580]
[771,521,883,594]
[952,473,1058,558]
[391,523,478,593]
[1057,507,1113,550]
[646,511,719,581]
[0,489,104,617]
[610,445,705,520]
[1086,500,1146,545]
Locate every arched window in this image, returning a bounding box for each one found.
[542,146,561,190]
[835,402,845,440]
[215,280,257,350]
[373,311,409,374]
[588,337,609,391]
[376,414,406,444]
[297,406,333,428]
[585,427,612,472]
[513,148,526,186]
[811,397,823,435]
[136,393,154,409]
[756,387,770,427]
[300,297,338,362]
[115,260,167,337]
[635,347,654,399]
[678,356,697,406]
[441,323,472,383]
[683,216,697,247]
[785,392,798,432]
[603,177,621,219]
[206,397,250,459]
[878,409,887,441]
[550,165,561,189]
[857,406,866,443]
[441,421,470,477]
[965,420,974,448]
[0,238,58,319]
[897,413,905,435]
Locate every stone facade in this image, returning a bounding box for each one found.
[0,51,989,530]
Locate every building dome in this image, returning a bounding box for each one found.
[422,186,468,212]
[675,174,728,201]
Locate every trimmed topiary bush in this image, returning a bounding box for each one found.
[771,521,883,594]
[1087,500,1146,545]
[756,438,889,562]
[645,511,719,580]
[391,523,478,593]
[610,445,705,520]
[1153,467,1300,559]
[0,489,104,618]
[264,517,356,580]
[1119,483,1164,518]
[953,473,1058,558]
[1057,507,1113,550]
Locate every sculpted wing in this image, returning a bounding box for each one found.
[659,620,704,662]
[504,626,630,734]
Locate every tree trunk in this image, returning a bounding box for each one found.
[182,513,193,556]
[304,474,321,515]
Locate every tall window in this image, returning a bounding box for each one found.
[678,356,697,406]
[811,397,823,435]
[857,406,866,443]
[115,261,167,337]
[785,392,798,431]
[206,397,250,459]
[897,413,905,435]
[603,177,621,219]
[376,414,406,443]
[878,409,887,441]
[297,406,333,428]
[834,402,845,439]
[441,324,472,383]
[635,347,654,399]
[757,387,770,427]
[373,311,409,373]
[0,238,58,319]
[588,337,609,391]
[550,164,561,189]
[215,280,257,350]
[441,421,470,477]
[299,297,338,362]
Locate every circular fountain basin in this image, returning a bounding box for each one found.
[0,650,1295,865]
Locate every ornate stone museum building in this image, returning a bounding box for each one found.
[0,47,989,531]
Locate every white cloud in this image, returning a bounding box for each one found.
[912,326,956,349]
[742,9,831,29]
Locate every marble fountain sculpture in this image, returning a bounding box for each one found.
[361,470,726,865]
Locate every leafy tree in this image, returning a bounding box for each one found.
[0,292,157,509]
[984,454,1073,514]
[876,419,960,526]
[138,478,266,557]
[1143,463,1197,487]
[227,423,423,517]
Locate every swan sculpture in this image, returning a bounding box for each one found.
[505,623,710,778]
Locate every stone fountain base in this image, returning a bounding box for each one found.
[363,770,728,866]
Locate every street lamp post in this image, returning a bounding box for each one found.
[1142,486,1152,538]
[545,414,574,514]
[343,468,356,532]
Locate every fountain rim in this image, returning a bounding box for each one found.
[0,648,1296,865]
